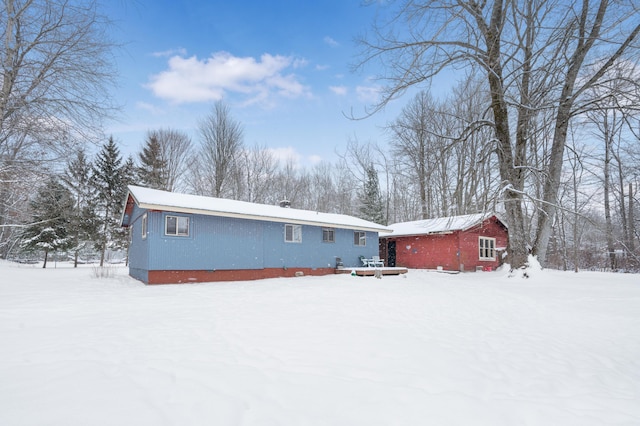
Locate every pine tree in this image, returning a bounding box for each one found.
[61,150,98,267]
[359,165,386,225]
[137,133,168,189]
[21,177,75,268]
[91,137,127,266]
[117,155,137,263]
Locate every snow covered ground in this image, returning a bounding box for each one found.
[1,260,638,425]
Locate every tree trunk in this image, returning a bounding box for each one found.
[504,192,529,269]
[629,182,635,253]
[43,250,48,269]
[573,153,580,273]
[481,0,529,270]
[532,2,640,265]
[603,124,616,270]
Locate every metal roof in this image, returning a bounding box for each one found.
[122,185,392,233]
[383,213,506,237]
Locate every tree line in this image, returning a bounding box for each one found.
[14,86,639,271]
[1,0,639,271]
[354,0,640,270]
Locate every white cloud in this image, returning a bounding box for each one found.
[356,85,381,104]
[135,101,165,115]
[151,48,187,58]
[146,51,311,105]
[315,64,330,71]
[324,36,339,47]
[292,58,309,69]
[267,146,302,164]
[329,85,347,96]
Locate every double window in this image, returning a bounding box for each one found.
[322,227,335,243]
[354,231,366,246]
[165,215,189,237]
[285,224,302,243]
[479,237,496,260]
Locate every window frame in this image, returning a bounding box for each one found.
[284,224,302,243]
[354,231,366,246]
[141,212,148,239]
[479,236,496,261]
[165,215,190,237]
[322,227,335,243]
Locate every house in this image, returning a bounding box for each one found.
[379,213,508,272]
[120,186,392,284]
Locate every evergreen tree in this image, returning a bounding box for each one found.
[118,155,138,264]
[91,137,127,266]
[21,177,75,268]
[122,155,138,189]
[61,150,98,267]
[359,164,386,225]
[137,133,168,189]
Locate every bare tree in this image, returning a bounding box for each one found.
[528,2,640,264]
[238,144,279,204]
[308,162,338,212]
[333,161,359,217]
[148,128,193,192]
[193,101,244,198]
[272,159,310,208]
[0,0,118,258]
[450,78,500,216]
[388,81,500,221]
[356,0,640,269]
[389,91,440,220]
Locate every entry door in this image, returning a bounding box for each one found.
[387,241,396,267]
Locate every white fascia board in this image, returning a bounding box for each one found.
[381,230,454,238]
[137,202,392,233]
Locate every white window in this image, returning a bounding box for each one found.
[165,215,189,236]
[141,213,147,239]
[354,231,366,246]
[285,224,302,243]
[479,237,496,260]
[322,227,335,243]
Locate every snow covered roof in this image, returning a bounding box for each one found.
[122,186,392,233]
[383,213,505,237]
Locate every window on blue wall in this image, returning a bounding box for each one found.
[285,224,302,243]
[141,213,147,239]
[165,215,189,236]
[354,231,366,246]
[322,227,335,243]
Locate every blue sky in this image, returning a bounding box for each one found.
[104,0,421,166]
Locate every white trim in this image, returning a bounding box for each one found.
[135,201,388,233]
[479,236,496,261]
[285,224,302,243]
[322,227,335,243]
[141,213,147,239]
[165,215,190,237]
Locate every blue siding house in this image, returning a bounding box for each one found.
[120,186,391,284]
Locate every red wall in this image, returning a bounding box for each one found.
[388,217,508,272]
[394,233,461,270]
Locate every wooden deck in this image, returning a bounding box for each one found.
[335,267,408,277]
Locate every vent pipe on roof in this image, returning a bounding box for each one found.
[279,199,291,208]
